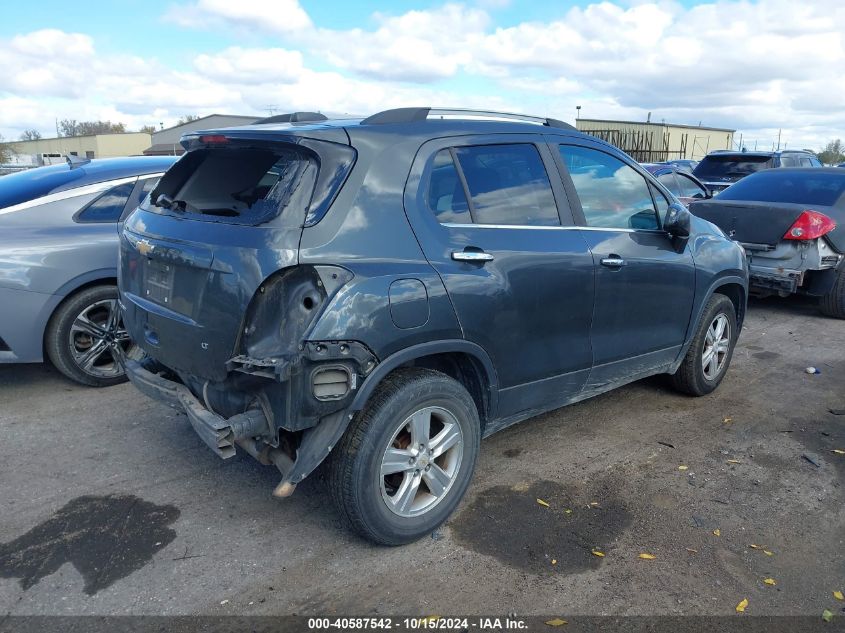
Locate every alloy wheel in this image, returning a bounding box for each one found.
[702,313,731,381]
[68,299,132,379]
[379,406,464,518]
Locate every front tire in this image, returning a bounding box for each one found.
[45,285,140,387]
[328,368,480,545]
[819,269,845,319]
[670,294,738,396]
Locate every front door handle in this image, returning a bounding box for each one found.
[600,256,625,268]
[452,250,494,262]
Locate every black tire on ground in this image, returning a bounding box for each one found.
[819,269,845,319]
[669,293,738,397]
[327,368,481,545]
[45,285,140,387]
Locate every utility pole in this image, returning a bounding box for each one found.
[776,129,782,151]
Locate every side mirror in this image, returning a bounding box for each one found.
[664,202,691,238]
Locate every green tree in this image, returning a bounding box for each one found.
[818,139,845,165]
[59,119,127,136]
[138,125,157,135]
[19,129,42,141]
[176,114,200,125]
[0,134,17,163]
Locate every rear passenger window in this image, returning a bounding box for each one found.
[559,145,659,230]
[76,182,135,223]
[453,144,559,226]
[427,149,471,223]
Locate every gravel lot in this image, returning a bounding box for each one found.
[1,296,844,618]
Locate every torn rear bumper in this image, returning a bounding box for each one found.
[748,265,803,295]
[125,359,271,460]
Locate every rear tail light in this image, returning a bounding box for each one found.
[783,210,836,240]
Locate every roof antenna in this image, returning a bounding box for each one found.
[65,154,91,169]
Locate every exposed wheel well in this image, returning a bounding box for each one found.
[713,283,746,329]
[398,352,491,432]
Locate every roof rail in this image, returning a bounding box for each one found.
[256,112,328,125]
[361,107,575,130]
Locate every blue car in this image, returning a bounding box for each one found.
[0,155,177,386]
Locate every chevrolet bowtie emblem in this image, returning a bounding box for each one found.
[137,239,155,256]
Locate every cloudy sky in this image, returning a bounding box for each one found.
[1,0,843,151]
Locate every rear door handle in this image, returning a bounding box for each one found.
[600,256,625,268]
[452,250,494,262]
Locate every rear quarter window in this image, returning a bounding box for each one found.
[76,181,135,223]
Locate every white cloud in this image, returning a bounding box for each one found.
[2,0,845,151]
[194,47,304,84]
[310,4,490,82]
[164,0,311,33]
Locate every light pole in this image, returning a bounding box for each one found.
[576,105,581,122]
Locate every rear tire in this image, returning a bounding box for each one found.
[45,285,140,387]
[819,269,845,319]
[670,294,738,396]
[328,368,480,545]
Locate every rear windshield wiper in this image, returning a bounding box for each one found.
[155,194,187,212]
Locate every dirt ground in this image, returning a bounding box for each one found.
[1,296,844,619]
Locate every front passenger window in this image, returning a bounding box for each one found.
[559,145,659,230]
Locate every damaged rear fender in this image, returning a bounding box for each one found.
[284,339,498,488]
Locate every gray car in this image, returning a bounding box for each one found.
[0,155,177,386]
[119,107,748,544]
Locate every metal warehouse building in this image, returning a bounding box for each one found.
[143,114,260,156]
[576,118,735,162]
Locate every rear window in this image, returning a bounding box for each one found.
[147,147,318,224]
[717,171,845,207]
[693,155,773,180]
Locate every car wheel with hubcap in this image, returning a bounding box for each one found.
[328,368,480,545]
[670,293,738,396]
[46,285,141,387]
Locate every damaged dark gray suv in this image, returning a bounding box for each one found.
[119,108,748,545]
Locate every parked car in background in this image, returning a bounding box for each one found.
[119,107,748,545]
[691,168,845,317]
[0,155,177,385]
[660,159,698,172]
[693,150,823,195]
[642,163,710,207]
